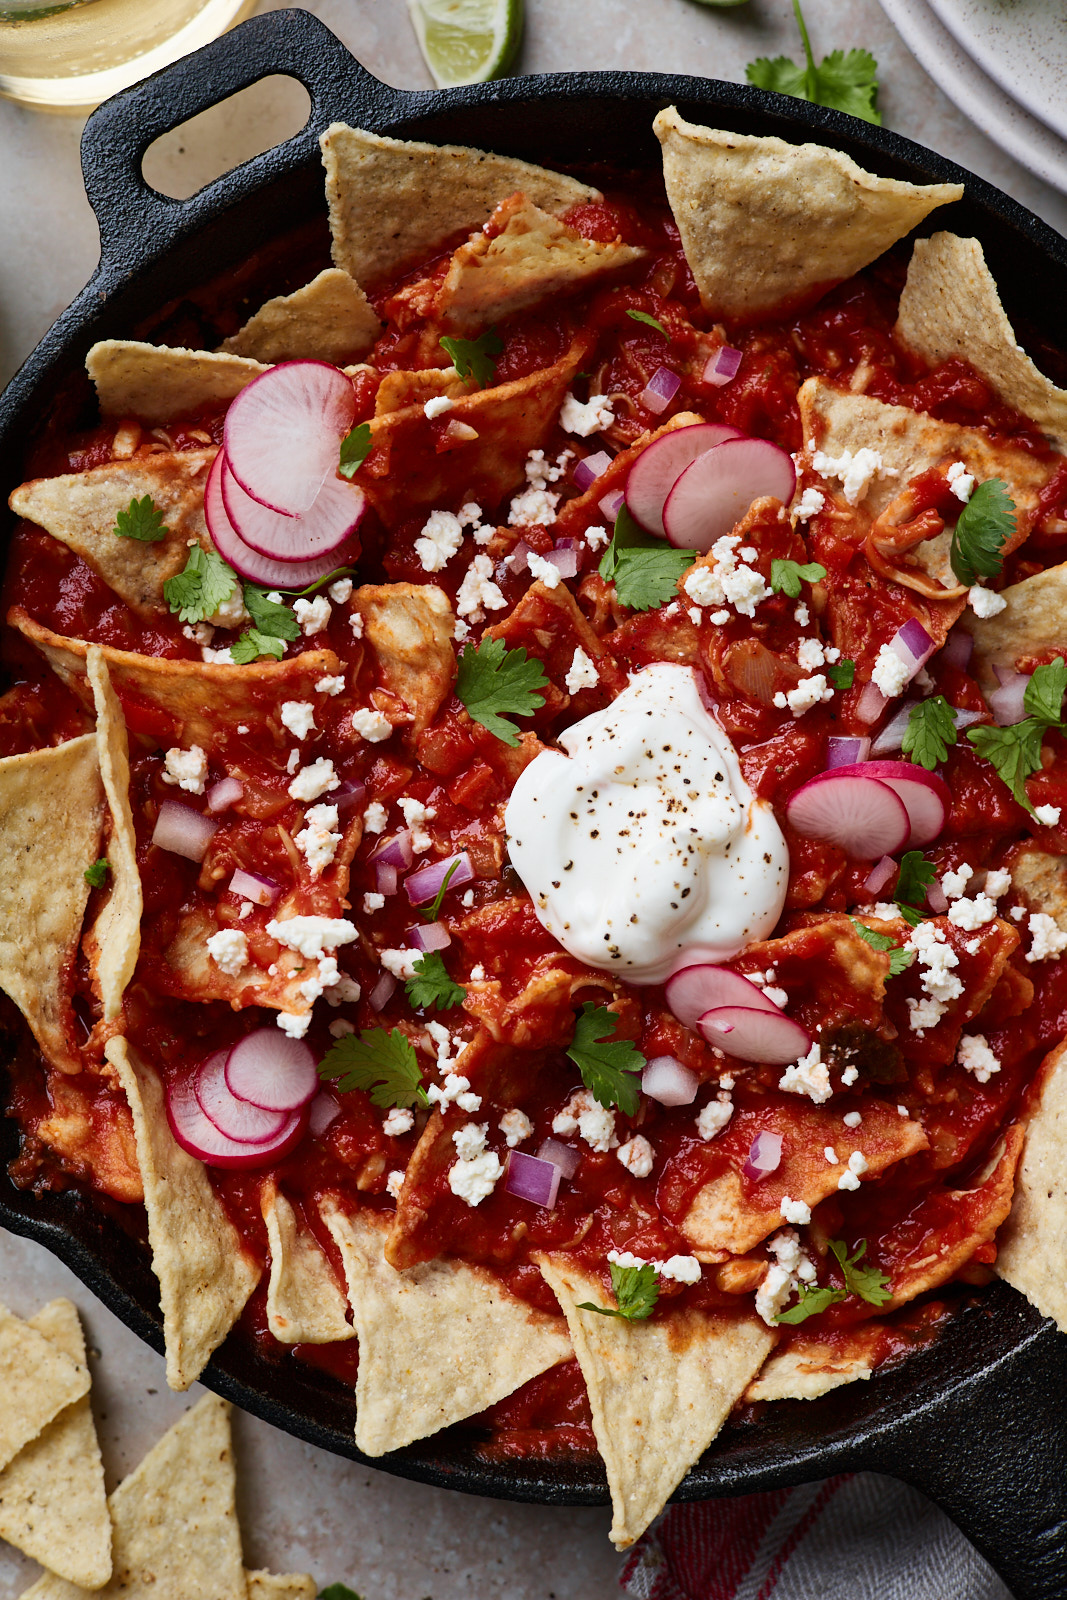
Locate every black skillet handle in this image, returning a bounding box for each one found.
[79,7,406,274]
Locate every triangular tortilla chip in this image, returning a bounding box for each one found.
[351,583,454,734]
[654,107,962,318]
[105,1037,261,1391]
[262,1184,353,1345]
[320,1201,572,1456]
[897,232,1067,452]
[996,1038,1067,1330]
[18,1393,246,1600]
[86,341,267,423]
[0,1303,90,1477]
[962,561,1067,688]
[0,734,103,1074]
[745,1323,885,1402]
[219,268,382,365]
[246,1574,316,1600]
[320,123,600,287]
[86,648,142,1022]
[535,1253,775,1549]
[10,451,215,619]
[0,1299,111,1587]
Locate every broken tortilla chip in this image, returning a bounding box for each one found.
[262,1184,353,1345]
[86,341,267,424]
[0,734,103,1074]
[1008,847,1067,931]
[654,107,962,318]
[745,1323,886,1402]
[219,268,382,365]
[535,1253,775,1550]
[897,232,1067,452]
[86,647,142,1022]
[321,1201,572,1456]
[961,561,1067,688]
[320,123,600,287]
[105,1036,261,1391]
[0,1299,111,1588]
[246,1574,316,1600]
[0,1302,91,1478]
[351,583,455,734]
[996,1038,1067,1331]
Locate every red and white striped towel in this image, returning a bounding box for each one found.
[619,1473,1013,1599]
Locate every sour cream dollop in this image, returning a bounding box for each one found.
[505,663,788,984]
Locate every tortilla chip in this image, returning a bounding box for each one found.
[246,1575,316,1600]
[320,123,600,287]
[1009,847,1067,931]
[105,1036,261,1391]
[85,648,141,1022]
[0,1299,111,1587]
[0,1303,90,1477]
[535,1253,775,1550]
[351,583,455,733]
[373,369,466,415]
[262,1184,353,1345]
[219,268,382,365]
[897,232,1067,451]
[745,1323,886,1402]
[996,1039,1067,1329]
[962,561,1067,687]
[0,734,103,1074]
[653,107,962,318]
[320,1201,572,1456]
[86,341,267,423]
[9,452,215,620]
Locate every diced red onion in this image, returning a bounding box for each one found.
[206,777,244,814]
[542,547,579,579]
[369,971,396,1012]
[953,707,985,731]
[369,829,413,868]
[889,618,936,675]
[573,451,612,492]
[741,1130,783,1182]
[308,1090,341,1137]
[638,365,681,416]
[989,673,1030,727]
[641,1055,699,1106]
[405,850,474,907]
[992,662,1015,687]
[405,921,451,953]
[537,1137,580,1180]
[334,780,367,816]
[826,736,871,769]
[864,855,897,896]
[506,540,531,574]
[926,879,949,914]
[870,701,916,756]
[939,629,974,671]
[229,867,280,906]
[376,861,399,896]
[703,346,742,387]
[855,679,889,725]
[599,488,625,520]
[505,1150,561,1208]
[152,801,218,862]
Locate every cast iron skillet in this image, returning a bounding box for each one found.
[0,10,1065,1594]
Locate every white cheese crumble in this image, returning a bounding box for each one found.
[779,1043,833,1104]
[957,1033,1001,1083]
[941,864,973,901]
[162,745,208,794]
[843,1111,863,1129]
[985,870,1012,899]
[349,611,364,638]
[295,803,341,878]
[565,647,599,694]
[773,673,833,717]
[797,637,827,672]
[350,708,393,743]
[1026,912,1067,962]
[286,748,301,775]
[968,585,1007,618]
[383,1107,414,1136]
[508,486,559,528]
[362,892,385,913]
[363,801,388,834]
[947,893,997,931]
[448,1123,503,1207]
[424,395,454,420]
[293,596,331,635]
[415,509,464,573]
[201,645,235,664]
[560,391,614,436]
[812,446,894,506]
[584,524,610,551]
[398,795,436,852]
[616,1135,655,1178]
[527,550,562,589]
[906,920,963,1003]
[426,1074,481,1114]
[824,1146,839,1164]
[606,1249,701,1285]
[386,1170,405,1200]
[288,757,340,801]
[1035,804,1062,827]
[682,534,769,619]
[329,1018,355,1038]
[280,700,316,740]
[380,947,418,979]
[552,1088,618,1152]
[780,1196,811,1225]
[793,487,825,522]
[267,915,357,959]
[328,578,353,604]
[696,1092,734,1140]
[499,1109,533,1147]
[907,995,948,1034]
[316,674,345,696]
[947,461,975,503]
[276,1011,311,1039]
[456,553,507,621]
[871,644,912,699]
[206,929,248,976]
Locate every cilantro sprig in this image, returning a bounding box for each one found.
[163,546,239,624]
[566,1003,645,1116]
[338,423,372,479]
[950,479,1015,587]
[775,1281,845,1324]
[244,583,300,641]
[577,1261,659,1322]
[230,628,285,663]
[850,917,916,976]
[625,309,669,339]
[455,636,548,746]
[84,857,110,888]
[318,1027,428,1109]
[746,0,881,125]
[113,494,168,543]
[440,327,503,388]
[598,505,695,611]
[770,558,826,599]
[966,657,1067,812]
[902,695,957,771]
[894,851,935,927]
[405,951,467,1012]
[775,1238,892,1323]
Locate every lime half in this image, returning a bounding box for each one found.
[408,0,522,88]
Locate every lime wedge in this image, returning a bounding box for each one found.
[407,0,522,88]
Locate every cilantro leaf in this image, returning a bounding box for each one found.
[599,504,694,611]
[895,850,934,914]
[625,309,669,339]
[230,628,285,663]
[826,658,855,691]
[455,636,548,746]
[566,1002,645,1116]
[829,1238,893,1306]
[113,494,168,543]
[770,558,826,598]
[888,946,917,976]
[243,583,299,641]
[577,1261,659,1322]
[746,0,880,125]
[338,423,372,479]
[405,950,467,1012]
[440,327,503,389]
[83,857,110,888]
[1024,657,1067,725]
[901,695,957,771]
[318,1027,428,1109]
[163,545,239,624]
[775,1281,846,1324]
[967,719,1046,812]
[950,479,1015,586]
[850,918,916,975]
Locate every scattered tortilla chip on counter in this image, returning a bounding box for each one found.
[320,123,600,287]
[351,583,455,734]
[86,341,268,423]
[961,561,1067,688]
[321,1202,572,1456]
[654,107,962,318]
[220,268,382,365]
[535,1253,776,1550]
[105,1037,261,1391]
[0,1299,111,1588]
[897,232,1067,453]
[85,648,141,1023]
[262,1184,354,1345]
[0,1303,91,1478]
[245,1574,316,1600]
[996,1038,1067,1331]
[745,1323,887,1402]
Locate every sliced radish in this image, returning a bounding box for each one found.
[697,1006,812,1064]
[225,1028,319,1113]
[625,422,743,537]
[165,1071,306,1169]
[826,760,950,849]
[204,450,344,589]
[665,963,783,1032]
[195,1050,291,1144]
[663,437,797,552]
[785,772,911,858]
[223,361,357,516]
[221,457,364,563]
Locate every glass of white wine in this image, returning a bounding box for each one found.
[0,0,258,110]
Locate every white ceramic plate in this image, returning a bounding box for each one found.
[926,0,1067,144]
[878,0,1067,195]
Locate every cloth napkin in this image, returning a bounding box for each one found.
[619,1473,1014,1599]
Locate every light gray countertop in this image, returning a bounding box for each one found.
[0,1,1063,1593]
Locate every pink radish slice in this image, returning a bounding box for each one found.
[166,1071,306,1169]
[785,772,910,858]
[665,963,783,1032]
[225,1028,319,1113]
[697,1006,812,1065]
[663,437,797,552]
[625,422,743,537]
[825,760,950,849]
[195,1050,291,1144]
[223,361,357,516]
[221,456,365,563]
[204,450,344,589]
